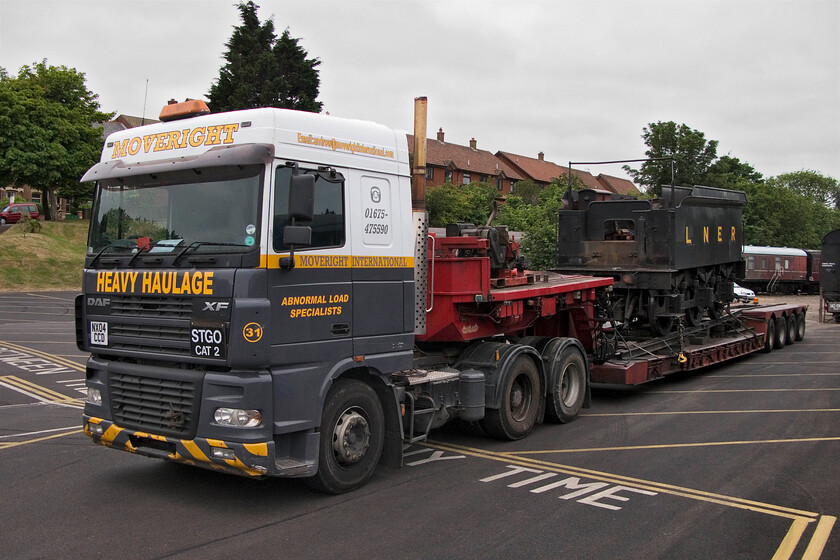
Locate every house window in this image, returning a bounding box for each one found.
[462,173,471,185]
[510,180,517,192]
[480,175,488,183]
[425,167,434,180]
[31,192,42,204]
[496,178,503,191]
[445,170,453,184]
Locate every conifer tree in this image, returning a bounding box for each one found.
[208,2,322,113]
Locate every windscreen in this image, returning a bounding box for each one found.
[88,164,263,255]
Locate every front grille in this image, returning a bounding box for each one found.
[91,295,227,361]
[110,296,192,319]
[109,372,199,437]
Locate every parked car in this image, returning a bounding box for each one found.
[733,283,756,303]
[0,203,40,225]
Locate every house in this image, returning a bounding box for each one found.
[407,130,523,194]
[405,133,640,197]
[496,151,639,196]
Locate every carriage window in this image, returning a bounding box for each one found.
[274,165,345,251]
[604,220,635,240]
[747,256,754,270]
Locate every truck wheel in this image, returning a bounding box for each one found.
[482,355,540,440]
[794,312,806,341]
[306,379,384,494]
[545,347,586,424]
[773,316,787,349]
[762,319,775,353]
[785,314,797,344]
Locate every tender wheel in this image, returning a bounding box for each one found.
[306,379,384,494]
[482,355,540,440]
[762,318,775,353]
[546,347,587,424]
[785,314,797,344]
[794,312,806,341]
[708,302,724,320]
[773,316,787,349]
[652,315,676,336]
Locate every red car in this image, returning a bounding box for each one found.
[0,203,40,225]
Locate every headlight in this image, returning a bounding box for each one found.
[213,407,261,427]
[86,387,102,405]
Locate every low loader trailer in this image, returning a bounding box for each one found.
[592,303,808,386]
[75,97,807,493]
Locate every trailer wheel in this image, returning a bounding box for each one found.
[762,319,775,353]
[794,312,806,341]
[785,314,797,344]
[306,379,384,494]
[545,347,586,424]
[773,316,788,349]
[482,355,540,440]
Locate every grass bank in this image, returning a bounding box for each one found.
[0,220,88,292]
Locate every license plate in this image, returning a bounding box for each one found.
[190,326,227,360]
[828,302,840,312]
[90,321,108,346]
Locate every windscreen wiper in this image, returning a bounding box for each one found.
[89,241,135,267]
[172,241,249,266]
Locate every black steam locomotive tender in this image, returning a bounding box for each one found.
[555,185,746,335]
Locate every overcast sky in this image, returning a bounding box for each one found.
[1,0,838,183]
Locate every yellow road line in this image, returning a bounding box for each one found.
[802,515,837,560]
[426,441,820,520]
[0,340,86,372]
[505,436,840,455]
[583,409,840,417]
[0,429,81,450]
[772,518,810,560]
[0,375,83,407]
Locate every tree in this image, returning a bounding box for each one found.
[208,1,322,113]
[623,121,718,195]
[497,177,585,270]
[765,170,840,208]
[701,155,763,189]
[426,182,497,228]
[0,61,111,220]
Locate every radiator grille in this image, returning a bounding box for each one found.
[109,296,192,319]
[109,372,199,437]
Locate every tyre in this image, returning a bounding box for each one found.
[481,355,540,440]
[762,319,775,353]
[0,218,5,225]
[794,312,806,341]
[773,316,787,349]
[306,379,384,494]
[545,347,587,424]
[785,314,797,344]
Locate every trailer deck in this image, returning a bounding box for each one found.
[591,303,809,385]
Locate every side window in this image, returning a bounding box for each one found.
[274,165,345,251]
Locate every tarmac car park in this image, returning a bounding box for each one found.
[0,291,836,559]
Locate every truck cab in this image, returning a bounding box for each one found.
[78,101,415,490]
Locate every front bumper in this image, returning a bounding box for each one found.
[83,416,313,478]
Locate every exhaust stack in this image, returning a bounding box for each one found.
[412,97,429,334]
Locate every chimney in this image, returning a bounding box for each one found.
[437,128,445,142]
[470,138,477,149]
[538,151,544,161]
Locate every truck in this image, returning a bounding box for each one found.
[76,98,807,493]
